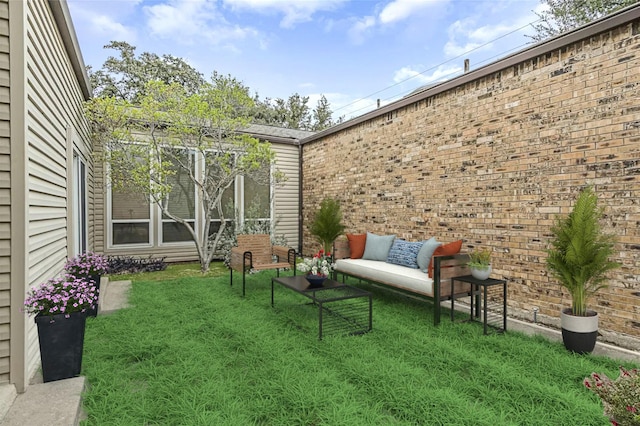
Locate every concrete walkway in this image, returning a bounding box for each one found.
[0,279,132,426]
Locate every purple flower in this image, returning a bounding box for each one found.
[64,251,108,276]
[24,274,98,316]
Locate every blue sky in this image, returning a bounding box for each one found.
[67,0,544,120]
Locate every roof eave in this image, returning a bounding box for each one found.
[49,0,92,100]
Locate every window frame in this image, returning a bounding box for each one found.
[105,144,275,250]
[106,143,153,249]
[159,147,198,246]
[71,152,88,255]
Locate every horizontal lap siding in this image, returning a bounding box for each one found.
[22,0,92,380]
[303,19,640,347]
[272,143,299,250]
[0,0,8,384]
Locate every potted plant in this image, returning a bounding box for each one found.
[23,274,98,382]
[64,251,108,279]
[546,186,620,354]
[297,249,334,288]
[309,197,346,254]
[468,247,492,280]
[64,251,109,317]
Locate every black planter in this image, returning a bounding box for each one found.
[35,311,86,382]
[560,308,598,354]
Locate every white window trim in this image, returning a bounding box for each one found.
[239,163,274,231]
[72,152,88,256]
[106,144,276,249]
[159,148,197,247]
[107,194,154,248]
[105,147,154,249]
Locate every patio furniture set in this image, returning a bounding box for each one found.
[230,233,507,339]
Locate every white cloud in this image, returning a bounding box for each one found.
[91,14,137,41]
[66,1,138,42]
[393,64,461,86]
[144,0,260,47]
[444,9,539,58]
[348,0,444,44]
[347,15,376,44]
[379,0,440,25]
[223,0,347,28]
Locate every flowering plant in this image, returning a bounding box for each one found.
[297,249,334,277]
[584,367,640,426]
[24,274,98,316]
[64,251,109,276]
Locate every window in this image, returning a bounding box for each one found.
[111,187,151,245]
[106,145,275,249]
[72,153,88,255]
[209,183,235,236]
[161,149,196,244]
[243,163,271,228]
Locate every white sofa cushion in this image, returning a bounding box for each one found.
[335,258,434,296]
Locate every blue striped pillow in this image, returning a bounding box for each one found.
[386,239,424,269]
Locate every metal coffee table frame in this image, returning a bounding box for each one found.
[271,275,372,340]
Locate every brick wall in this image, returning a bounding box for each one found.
[301,19,640,347]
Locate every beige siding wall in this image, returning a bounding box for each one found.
[0,0,9,385]
[272,143,299,249]
[93,142,106,256]
[302,19,640,349]
[11,0,92,384]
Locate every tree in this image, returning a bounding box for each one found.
[312,95,335,131]
[252,93,341,131]
[90,42,341,131]
[89,41,206,101]
[86,75,279,272]
[529,0,637,41]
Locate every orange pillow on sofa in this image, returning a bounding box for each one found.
[428,239,463,277]
[346,233,366,259]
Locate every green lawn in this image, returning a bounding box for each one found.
[81,266,636,425]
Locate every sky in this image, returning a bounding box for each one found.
[67,0,545,120]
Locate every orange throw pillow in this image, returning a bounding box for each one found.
[428,239,463,277]
[346,233,366,259]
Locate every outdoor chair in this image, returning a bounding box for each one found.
[229,234,297,296]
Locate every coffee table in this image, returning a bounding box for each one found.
[271,275,372,340]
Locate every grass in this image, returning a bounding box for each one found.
[81,265,638,425]
[109,261,228,282]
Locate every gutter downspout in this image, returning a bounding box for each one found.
[297,141,303,255]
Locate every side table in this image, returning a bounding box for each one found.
[451,275,507,334]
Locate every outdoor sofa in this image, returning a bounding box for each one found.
[333,232,470,325]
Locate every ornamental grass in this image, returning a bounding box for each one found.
[81,267,638,425]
